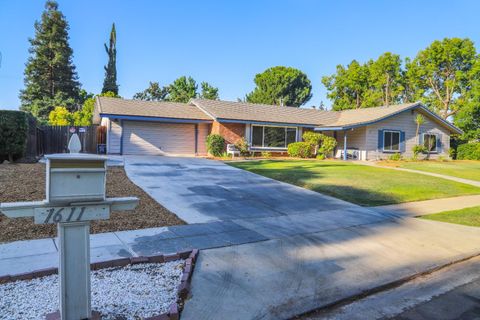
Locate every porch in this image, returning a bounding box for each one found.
[315,126,368,161]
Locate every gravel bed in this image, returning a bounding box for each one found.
[0,261,184,320]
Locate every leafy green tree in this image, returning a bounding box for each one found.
[134,77,219,102]
[323,54,404,110]
[200,82,219,100]
[133,82,169,101]
[48,106,73,125]
[102,23,118,95]
[168,76,198,103]
[368,52,404,106]
[20,0,81,121]
[48,91,116,126]
[455,73,480,141]
[246,66,312,107]
[405,38,478,119]
[322,60,369,110]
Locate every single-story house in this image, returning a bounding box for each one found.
[93,97,462,160]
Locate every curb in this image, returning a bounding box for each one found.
[0,248,200,320]
[293,252,480,319]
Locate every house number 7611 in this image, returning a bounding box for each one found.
[43,207,86,224]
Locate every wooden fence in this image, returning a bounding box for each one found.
[24,124,105,161]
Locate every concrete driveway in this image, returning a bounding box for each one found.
[124,156,357,223]
[123,156,480,320]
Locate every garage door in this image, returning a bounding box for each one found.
[122,121,196,155]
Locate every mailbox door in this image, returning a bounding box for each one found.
[49,169,106,203]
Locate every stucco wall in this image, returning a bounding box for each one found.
[365,110,450,160]
[211,122,246,144]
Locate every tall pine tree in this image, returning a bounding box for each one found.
[20,0,81,121]
[102,23,118,95]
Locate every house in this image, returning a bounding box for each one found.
[93,97,462,160]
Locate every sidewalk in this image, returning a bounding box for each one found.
[360,161,480,188]
[0,221,267,276]
[371,194,480,217]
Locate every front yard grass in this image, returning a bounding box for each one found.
[0,163,185,243]
[420,206,480,227]
[229,160,480,206]
[378,160,480,182]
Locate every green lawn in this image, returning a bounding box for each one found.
[229,160,480,206]
[420,206,480,227]
[385,160,480,182]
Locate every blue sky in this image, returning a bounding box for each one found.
[1,0,480,110]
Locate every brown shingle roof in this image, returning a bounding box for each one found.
[324,102,420,127]
[191,99,338,126]
[95,96,213,121]
[94,97,461,133]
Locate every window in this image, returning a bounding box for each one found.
[251,125,297,149]
[383,130,400,152]
[423,134,437,152]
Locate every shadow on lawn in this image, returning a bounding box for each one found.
[246,166,401,207]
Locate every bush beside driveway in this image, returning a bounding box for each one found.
[229,160,480,206]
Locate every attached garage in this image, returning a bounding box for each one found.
[95,97,213,156]
[122,121,196,155]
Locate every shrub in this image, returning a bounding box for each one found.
[316,154,326,160]
[234,137,250,156]
[261,151,272,158]
[412,144,427,160]
[302,131,323,146]
[318,135,337,157]
[288,142,314,158]
[457,143,480,160]
[0,110,29,163]
[302,131,337,158]
[206,134,225,156]
[388,153,402,161]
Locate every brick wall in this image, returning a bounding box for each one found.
[211,121,245,144]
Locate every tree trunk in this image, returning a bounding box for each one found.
[385,74,390,106]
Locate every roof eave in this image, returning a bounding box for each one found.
[99,113,213,123]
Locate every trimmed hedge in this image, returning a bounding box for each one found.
[457,143,480,160]
[287,142,314,158]
[0,110,29,162]
[206,134,225,156]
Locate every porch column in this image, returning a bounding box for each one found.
[343,130,347,161]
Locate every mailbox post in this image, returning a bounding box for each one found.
[0,154,138,320]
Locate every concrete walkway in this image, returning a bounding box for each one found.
[0,221,268,276]
[371,194,480,217]
[361,161,480,188]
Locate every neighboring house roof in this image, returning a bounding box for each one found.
[93,96,462,134]
[190,99,338,127]
[94,97,213,123]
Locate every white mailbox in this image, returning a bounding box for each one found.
[0,152,138,320]
[46,154,107,204]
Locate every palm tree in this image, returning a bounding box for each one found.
[415,113,425,144]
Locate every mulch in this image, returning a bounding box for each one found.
[0,163,185,243]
